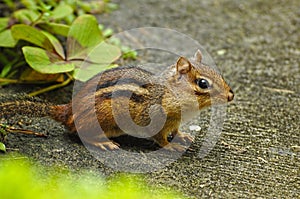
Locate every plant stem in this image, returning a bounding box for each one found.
[0,78,54,84]
[28,76,73,96]
[0,78,19,83]
[31,12,44,26]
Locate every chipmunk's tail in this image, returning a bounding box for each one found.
[49,104,74,130]
[0,100,71,126]
[0,100,51,118]
[0,92,78,131]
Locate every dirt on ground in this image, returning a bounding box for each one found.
[1,0,299,198]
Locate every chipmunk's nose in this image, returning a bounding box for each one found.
[228,89,234,102]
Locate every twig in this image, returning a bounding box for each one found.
[0,78,59,84]
[28,75,73,96]
[263,86,295,94]
[1,124,47,138]
[7,128,47,138]
[0,78,19,83]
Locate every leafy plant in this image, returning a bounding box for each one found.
[0,0,136,95]
[0,157,186,199]
[0,125,7,152]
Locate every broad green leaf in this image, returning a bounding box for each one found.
[42,31,65,59]
[0,18,15,47]
[21,0,37,10]
[0,142,6,152]
[0,18,9,32]
[50,4,73,20]
[20,68,65,82]
[0,29,16,47]
[37,23,70,37]
[13,9,39,24]
[67,14,103,59]
[23,46,74,74]
[73,63,117,82]
[72,41,121,81]
[11,24,54,51]
[87,41,121,64]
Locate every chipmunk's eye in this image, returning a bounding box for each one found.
[196,78,211,89]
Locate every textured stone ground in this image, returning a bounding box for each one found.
[1,0,299,198]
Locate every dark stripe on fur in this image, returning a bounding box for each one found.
[96,78,148,91]
[99,90,146,103]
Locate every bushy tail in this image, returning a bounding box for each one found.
[0,101,52,118]
[0,93,75,131]
[0,100,70,124]
[49,104,73,128]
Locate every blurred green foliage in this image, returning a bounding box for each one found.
[0,0,137,154]
[0,0,136,95]
[0,157,186,199]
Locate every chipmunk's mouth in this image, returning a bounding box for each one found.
[228,89,234,102]
[209,95,230,105]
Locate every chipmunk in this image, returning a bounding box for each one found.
[0,50,234,151]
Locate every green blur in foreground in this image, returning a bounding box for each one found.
[0,157,186,199]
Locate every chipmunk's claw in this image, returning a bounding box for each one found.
[94,141,120,151]
[163,143,187,152]
[173,132,194,144]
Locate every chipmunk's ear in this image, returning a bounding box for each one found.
[194,49,202,63]
[176,57,191,74]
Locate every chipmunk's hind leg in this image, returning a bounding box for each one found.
[92,140,120,150]
[77,123,123,151]
[80,134,121,151]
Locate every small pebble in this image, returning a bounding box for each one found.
[189,125,201,132]
[217,49,226,55]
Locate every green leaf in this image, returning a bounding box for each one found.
[0,18,16,47]
[41,31,65,59]
[67,14,103,59]
[22,46,74,74]
[73,41,121,81]
[38,2,52,12]
[121,46,138,59]
[13,9,39,24]
[0,60,15,77]
[37,23,70,37]
[73,63,117,82]
[11,24,54,51]
[50,4,74,20]
[0,29,17,47]
[88,41,121,64]
[0,18,9,32]
[20,68,64,82]
[0,142,6,152]
[3,0,15,9]
[21,0,37,10]
[103,28,114,38]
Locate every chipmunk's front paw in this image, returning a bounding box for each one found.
[173,132,194,144]
[163,143,187,152]
[93,141,120,151]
